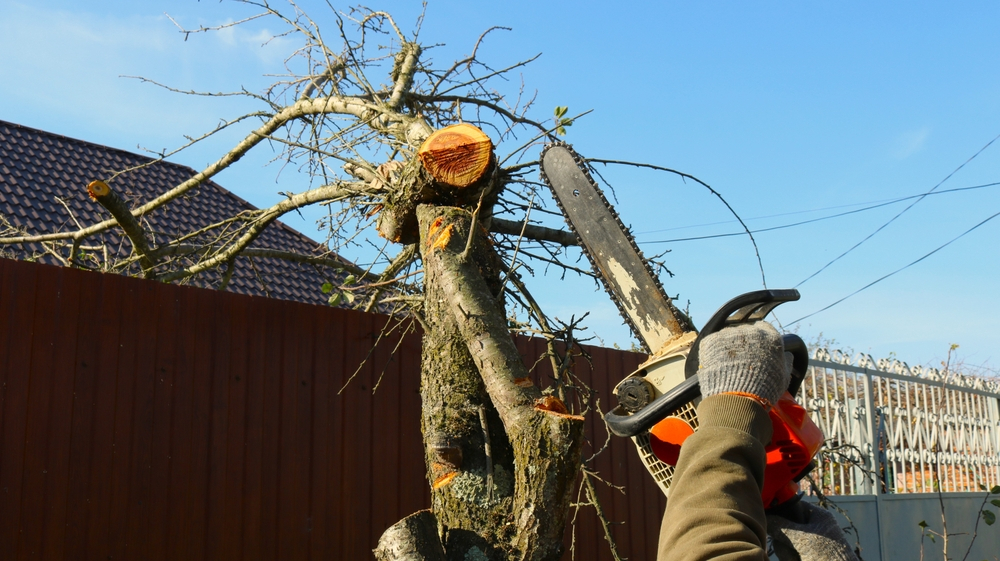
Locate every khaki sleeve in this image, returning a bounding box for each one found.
[657,394,773,561]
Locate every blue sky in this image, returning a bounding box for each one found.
[2,1,998,374]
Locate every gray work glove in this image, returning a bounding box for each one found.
[767,502,860,561]
[698,322,789,409]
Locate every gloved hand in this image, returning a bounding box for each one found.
[767,502,860,561]
[698,321,789,410]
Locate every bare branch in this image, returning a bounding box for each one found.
[491,218,578,247]
[156,180,366,282]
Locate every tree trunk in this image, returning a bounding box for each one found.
[377,204,584,561]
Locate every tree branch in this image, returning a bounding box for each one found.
[156,180,365,282]
[490,218,578,247]
[86,180,157,276]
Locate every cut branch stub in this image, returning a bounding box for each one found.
[87,179,156,277]
[417,123,493,188]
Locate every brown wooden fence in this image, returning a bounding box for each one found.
[0,258,664,560]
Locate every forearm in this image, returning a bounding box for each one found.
[657,394,772,561]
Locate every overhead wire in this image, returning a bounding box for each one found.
[638,181,1000,244]
[794,132,1000,288]
[787,209,1000,326]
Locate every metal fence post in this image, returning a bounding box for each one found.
[863,367,880,496]
[993,395,1000,484]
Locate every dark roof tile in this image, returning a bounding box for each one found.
[0,119,347,307]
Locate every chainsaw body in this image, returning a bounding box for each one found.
[606,292,824,506]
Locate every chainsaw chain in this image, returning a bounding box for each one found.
[538,141,681,353]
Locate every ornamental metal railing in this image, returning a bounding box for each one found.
[802,348,1000,496]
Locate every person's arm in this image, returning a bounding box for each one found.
[657,395,772,561]
[657,322,788,561]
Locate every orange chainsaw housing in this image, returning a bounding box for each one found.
[649,391,823,507]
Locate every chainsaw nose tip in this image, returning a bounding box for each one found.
[649,416,695,466]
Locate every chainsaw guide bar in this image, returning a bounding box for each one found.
[539,142,694,353]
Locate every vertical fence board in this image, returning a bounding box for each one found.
[218,291,249,561]
[258,296,283,560]
[239,294,267,561]
[322,297,347,560]
[342,311,375,559]
[207,290,237,561]
[18,259,70,560]
[165,285,197,561]
[108,278,142,561]
[85,270,124,561]
[187,287,215,561]
[371,315,402,539]
[0,259,38,559]
[307,300,332,561]
[396,323,427,521]
[63,266,103,558]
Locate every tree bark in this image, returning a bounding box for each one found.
[405,204,585,561]
[374,511,447,561]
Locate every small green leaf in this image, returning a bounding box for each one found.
[343,291,355,304]
[343,274,356,286]
[556,126,566,136]
[321,282,334,294]
[991,485,1000,494]
[990,499,1000,508]
[554,105,568,118]
[328,293,342,306]
[983,510,996,526]
[918,520,928,528]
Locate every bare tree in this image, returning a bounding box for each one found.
[1,3,626,559]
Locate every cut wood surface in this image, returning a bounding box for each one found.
[417,123,493,188]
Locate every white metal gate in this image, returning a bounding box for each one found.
[803,348,1000,496]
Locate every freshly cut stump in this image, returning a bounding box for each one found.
[417,123,493,188]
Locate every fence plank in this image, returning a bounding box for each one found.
[19,260,74,560]
[258,296,283,560]
[239,294,268,561]
[63,266,103,558]
[85,270,125,561]
[342,311,375,559]
[0,258,38,558]
[218,291,250,561]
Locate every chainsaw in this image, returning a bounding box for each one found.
[539,142,823,510]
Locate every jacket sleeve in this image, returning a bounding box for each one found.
[657,394,774,561]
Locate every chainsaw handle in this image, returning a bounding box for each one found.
[605,289,808,438]
[783,333,809,397]
[603,333,807,438]
[684,289,801,380]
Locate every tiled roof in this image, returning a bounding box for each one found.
[0,119,345,306]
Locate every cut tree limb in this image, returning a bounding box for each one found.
[373,510,447,561]
[418,124,494,188]
[87,180,156,276]
[417,204,585,561]
[490,218,578,247]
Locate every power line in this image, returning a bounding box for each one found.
[795,132,1000,288]
[639,181,1000,244]
[637,196,909,235]
[787,209,1000,326]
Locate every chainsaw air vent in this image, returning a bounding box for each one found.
[632,401,698,497]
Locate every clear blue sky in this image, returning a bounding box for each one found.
[2,0,998,374]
